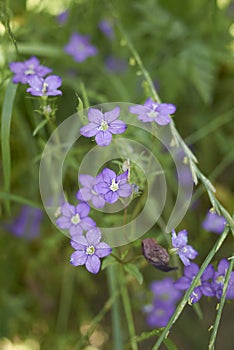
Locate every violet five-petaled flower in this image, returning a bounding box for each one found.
[94,168,132,204]
[129,98,176,125]
[77,174,106,208]
[26,75,62,96]
[70,227,112,274]
[64,32,97,62]
[9,56,52,84]
[56,202,96,238]
[171,229,198,266]
[212,259,234,299]
[7,205,43,239]
[80,107,127,147]
[174,263,216,304]
[144,277,181,328]
[202,210,227,234]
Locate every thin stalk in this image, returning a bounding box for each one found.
[119,267,138,350]
[107,266,124,350]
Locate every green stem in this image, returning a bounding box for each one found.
[119,267,138,350]
[107,266,124,350]
[152,226,230,350]
[208,256,234,350]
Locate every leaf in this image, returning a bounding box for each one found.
[124,263,143,285]
[164,338,179,350]
[33,118,49,136]
[101,255,118,270]
[1,80,18,212]
[0,192,41,208]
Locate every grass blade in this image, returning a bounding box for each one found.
[1,80,18,212]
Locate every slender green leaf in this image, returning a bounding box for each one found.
[124,263,143,285]
[33,118,49,136]
[0,192,41,208]
[1,80,18,211]
[164,338,179,350]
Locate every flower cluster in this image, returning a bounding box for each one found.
[9,56,62,96]
[174,259,234,304]
[144,278,182,327]
[56,167,132,273]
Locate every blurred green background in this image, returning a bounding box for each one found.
[0,0,234,349]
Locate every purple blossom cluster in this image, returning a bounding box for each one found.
[56,201,111,274]
[144,278,182,328]
[56,168,132,273]
[9,56,62,96]
[174,259,234,304]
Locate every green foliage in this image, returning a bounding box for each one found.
[0,0,234,349]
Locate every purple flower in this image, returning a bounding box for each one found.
[202,211,227,234]
[70,227,112,274]
[171,229,198,266]
[98,20,114,39]
[144,277,181,328]
[7,205,43,239]
[56,202,96,238]
[9,56,52,84]
[212,259,234,299]
[104,55,127,73]
[94,168,132,204]
[77,174,105,208]
[57,10,69,25]
[80,107,127,147]
[174,263,215,304]
[64,32,97,62]
[129,98,176,125]
[151,277,182,304]
[26,75,62,96]
[145,301,175,328]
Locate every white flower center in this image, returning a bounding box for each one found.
[25,65,35,75]
[216,275,225,285]
[99,119,109,131]
[147,110,158,118]
[86,245,95,255]
[110,178,119,192]
[71,213,81,225]
[42,82,48,93]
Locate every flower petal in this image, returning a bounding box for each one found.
[155,114,171,125]
[92,195,106,208]
[61,202,75,217]
[70,224,83,236]
[86,227,102,245]
[129,105,147,115]
[85,255,101,274]
[77,187,92,202]
[105,190,119,203]
[80,217,96,230]
[109,120,127,134]
[56,217,70,229]
[70,250,87,266]
[117,183,132,197]
[96,242,112,257]
[71,235,88,248]
[80,123,98,137]
[88,108,103,124]
[101,168,116,184]
[76,202,90,217]
[78,174,95,187]
[156,103,176,115]
[104,106,120,122]
[45,75,62,90]
[95,131,112,146]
